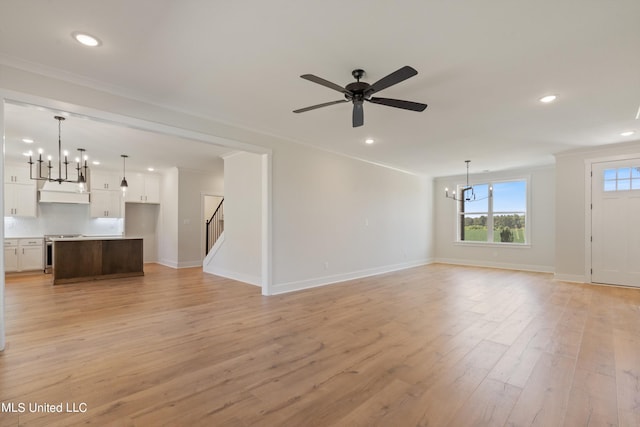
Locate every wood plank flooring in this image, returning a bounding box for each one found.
[1,263,639,426]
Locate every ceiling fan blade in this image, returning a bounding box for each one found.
[293,99,349,113]
[368,97,427,112]
[366,66,418,95]
[300,74,350,95]
[352,102,364,127]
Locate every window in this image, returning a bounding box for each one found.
[457,179,527,244]
[603,166,640,191]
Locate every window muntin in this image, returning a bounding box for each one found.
[457,179,527,244]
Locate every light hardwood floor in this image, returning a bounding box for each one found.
[1,263,640,426]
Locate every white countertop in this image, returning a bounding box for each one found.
[49,236,142,242]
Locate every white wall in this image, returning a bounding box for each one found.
[434,165,555,272]
[157,167,179,267]
[178,163,224,267]
[555,140,640,281]
[124,203,159,263]
[269,142,433,293]
[205,152,262,285]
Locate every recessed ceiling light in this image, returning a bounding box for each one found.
[365,139,374,144]
[620,131,635,137]
[92,161,101,165]
[22,150,33,157]
[72,32,101,47]
[147,167,155,172]
[22,138,34,144]
[539,95,557,103]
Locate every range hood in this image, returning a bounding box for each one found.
[39,181,90,204]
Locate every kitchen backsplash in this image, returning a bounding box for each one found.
[4,203,123,237]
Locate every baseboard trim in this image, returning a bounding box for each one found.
[271,258,434,295]
[156,259,178,269]
[204,267,261,287]
[553,273,587,283]
[433,258,554,274]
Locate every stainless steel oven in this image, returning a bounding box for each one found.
[43,234,81,273]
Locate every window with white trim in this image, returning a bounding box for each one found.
[457,179,528,244]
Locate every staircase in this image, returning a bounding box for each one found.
[205,198,224,255]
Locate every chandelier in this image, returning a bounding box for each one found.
[444,160,492,202]
[28,115,88,191]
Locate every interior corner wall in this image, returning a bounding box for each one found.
[555,140,640,282]
[269,142,433,294]
[434,165,556,272]
[204,152,262,285]
[157,167,179,268]
[177,162,224,267]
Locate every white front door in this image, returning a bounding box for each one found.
[591,159,640,287]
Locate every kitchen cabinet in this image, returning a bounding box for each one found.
[90,190,123,218]
[90,170,122,191]
[125,173,160,204]
[4,240,19,272]
[5,183,37,217]
[4,238,43,272]
[5,164,33,184]
[4,163,37,218]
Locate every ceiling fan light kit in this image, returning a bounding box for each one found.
[294,66,428,127]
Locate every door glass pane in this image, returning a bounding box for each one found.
[618,167,631,179]
[604,180,617,192]
[632,167,640,178]
[604,169,616,180]
[633,179,640,190]
[618,179,631,191]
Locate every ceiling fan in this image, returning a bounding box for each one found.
[293,66,428,127]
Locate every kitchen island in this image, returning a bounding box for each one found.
[52,236,144,285]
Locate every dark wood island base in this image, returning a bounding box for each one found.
[53,238,144,285]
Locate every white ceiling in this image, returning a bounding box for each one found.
[3,102,232,173]
[1,0,639,177]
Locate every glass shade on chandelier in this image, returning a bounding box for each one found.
[28,115,88,192]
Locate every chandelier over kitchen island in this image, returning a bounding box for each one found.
[28,115,88,190]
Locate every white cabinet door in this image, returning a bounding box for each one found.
[4,247,18,272]
[91,170,122,191]
[144,174,160,203]
[91,190,123,218]
[124,173,160,204]
[5,164,33,184]
[20,245,43,271]
[4,183,37,217]
[124,173,145,203]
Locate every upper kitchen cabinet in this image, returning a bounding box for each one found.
[4,163,37,217]
[124,173,160,204]
[90,190,123,218]
[5,163,33,184]
[90,170,122,191]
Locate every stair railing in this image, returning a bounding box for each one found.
[205,198,224,255]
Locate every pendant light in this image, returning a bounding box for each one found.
[28,115,88,188]
[120,154,128,193]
